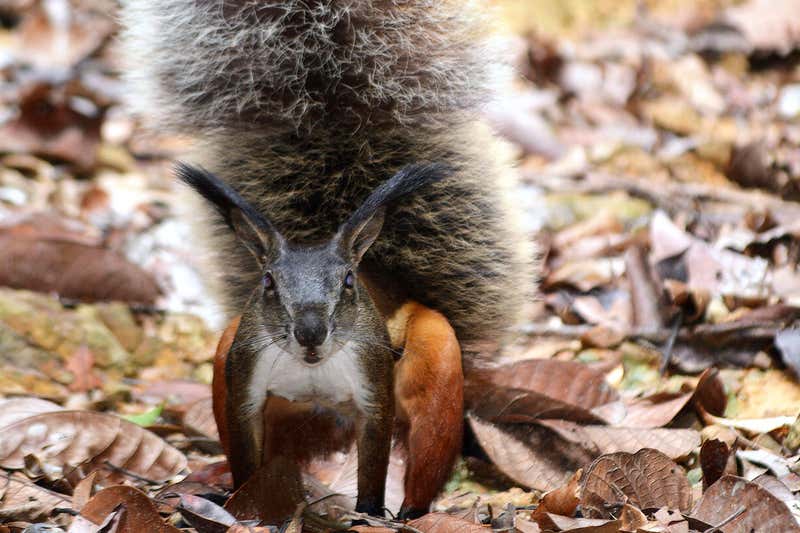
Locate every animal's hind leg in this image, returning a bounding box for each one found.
[391,302,463,520]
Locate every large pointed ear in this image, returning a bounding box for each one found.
[337,163,450,263]
[175,163,283,263]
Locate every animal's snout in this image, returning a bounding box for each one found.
[293,311,328,350]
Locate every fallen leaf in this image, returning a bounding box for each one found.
[546,514,620,532]
[616,392,694,429]
[580,449,692,518]
[699,440,732,491]
[0,397,63,429]
[0,472,70,522]
[0,411,187,483]
[466,359,620,425]
[72,470,99,511]
[183,397,221,444]
[80,485,180,533]
[64,346,102,393]
[408,512,489,532]
[530,470,581,529]
[0,235,161,304]
[0,82,103,171]
[177,493,237,533]
[626,244,669,332]
[12,0,114,69]
[538,420,700,460]
[692,475,800,532]
[468,415,593,492]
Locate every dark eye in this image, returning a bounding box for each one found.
[344,271,355,289]
[264,272,275,291]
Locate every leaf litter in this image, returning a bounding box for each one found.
[3,0,800,531]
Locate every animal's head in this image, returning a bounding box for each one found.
[176,163,446,365]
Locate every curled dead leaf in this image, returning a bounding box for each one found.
[699,439,731,491]
[580,449,692,519]
[80,485,180,533]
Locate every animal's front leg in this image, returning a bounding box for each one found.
[355,365,394,516]
[224,335,267,489]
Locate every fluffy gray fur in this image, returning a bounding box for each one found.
[119,0,536,349]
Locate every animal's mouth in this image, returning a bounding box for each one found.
[303,349,322,365]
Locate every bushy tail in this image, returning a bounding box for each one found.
[120,0,537,349]
[119,0,501,137]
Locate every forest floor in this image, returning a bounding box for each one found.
[2,0,800,532]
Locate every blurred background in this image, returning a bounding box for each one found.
[2,0,800,529]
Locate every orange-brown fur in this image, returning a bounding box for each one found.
[212,300,463,515]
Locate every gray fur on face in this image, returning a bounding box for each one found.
[176,163,447,363]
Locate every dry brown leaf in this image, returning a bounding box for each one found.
[619,503,648,531]
[65,346,103,393]
[0,472,70,522]
[692,475,800,532]
[616,392,694,429]
[495,359,620,408]
[546,514,621,532]
[408,513,489,532]
[580,449,692,519]
[0,411,186,483]
[0,397,63,429]
[0,82,102,171]
[544,258,624,292]
[0,235,161,304]
[0,211,101,247]
[698,411,795,435]
[183,397,221,444]
[699,439,731,491]
[530,470,581,529]
[13,0,114,69]
[72,470,99,511]
[177,493,237,532]
[693,368,727,417]
[81,485,181,533]
[626,244,669,332]
[752,474,796,508]
[537,420,700,460]
[133,381,213,405]
[468,415,593,492]
[468,385,610,425]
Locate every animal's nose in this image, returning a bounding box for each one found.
[293,311,328,348]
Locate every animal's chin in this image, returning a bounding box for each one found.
[294,342,344,366]
[302,349,322,365]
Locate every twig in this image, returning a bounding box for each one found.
[102,460,160,485]
[330,506,424,533]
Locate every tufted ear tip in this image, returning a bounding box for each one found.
[175,162,284,263]
[336,163,449,262]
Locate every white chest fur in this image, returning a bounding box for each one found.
[243,342,373,419]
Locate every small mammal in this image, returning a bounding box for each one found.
[121,0,536,521]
